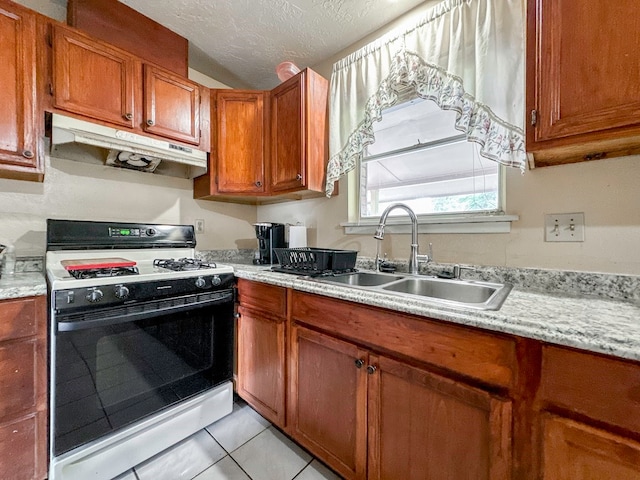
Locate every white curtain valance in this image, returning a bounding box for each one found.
[326,0,526,197]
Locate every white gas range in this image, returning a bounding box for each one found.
[46,220,235,480]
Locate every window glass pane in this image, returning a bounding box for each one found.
[360,98,500,218]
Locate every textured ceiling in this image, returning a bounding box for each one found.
[119,0,429,89]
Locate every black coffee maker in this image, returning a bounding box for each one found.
[253,223,286,265]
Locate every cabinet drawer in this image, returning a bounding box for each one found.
[540,345,640,434]
[291,292,517,389]
[0,297,38,342]
[0,339,37,418]
[237,279,287,317]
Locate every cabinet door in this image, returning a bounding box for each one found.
[542,415,640,480]
[289,325,367,480]
[531,0,640,142]
[143,64,200,145]
[53,25,136,128]
[214,90,266,193]
[270,72,305,192]
[0,3,38,174]
[368,354,512,480]
[237,306,285,426]
[0,296,47,480]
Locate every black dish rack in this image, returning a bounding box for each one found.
[272,247,358,276]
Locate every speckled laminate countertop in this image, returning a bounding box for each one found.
[228,263,640,363]
[0,273,47,300]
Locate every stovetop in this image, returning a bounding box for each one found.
[47,249,234,290]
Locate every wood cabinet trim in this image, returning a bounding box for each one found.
[291,291,517,389]
[237,279,286,317]
[539,345,640,435]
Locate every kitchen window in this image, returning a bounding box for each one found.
[360,97,502,220]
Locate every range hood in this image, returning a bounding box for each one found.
[49,114,207,178]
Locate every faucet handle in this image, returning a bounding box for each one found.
[416,243,433,264]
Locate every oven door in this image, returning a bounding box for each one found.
[51,290,234,456]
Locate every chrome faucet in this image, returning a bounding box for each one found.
[373,203,430,275]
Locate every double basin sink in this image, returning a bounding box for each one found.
[310,271,512,311]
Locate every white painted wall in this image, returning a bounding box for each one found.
[0,154,257,255]
[259,3,640,275]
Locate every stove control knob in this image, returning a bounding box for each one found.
[86,288,104,303]
[195,276,207,288]
[114,285,130,299]
[146,228,157,237]
[211,275,222,287]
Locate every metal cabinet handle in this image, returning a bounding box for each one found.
[146,119,154,126]
[296,173,302,181]
[367,365,377,375]
[124,113,133,120]
[255,181,262,187]
[22,150,34,159]
[355,359,364,369]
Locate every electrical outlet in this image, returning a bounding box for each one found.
[544,213,585,242]
[195,219,205,234]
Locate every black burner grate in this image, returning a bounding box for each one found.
[153,258,217,271]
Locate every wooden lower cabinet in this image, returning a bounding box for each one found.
[289,325,368,480]
[289,324,512,480]
[236,279,287,427]
[368,354,512,480]
[541,415,640,480]
[238,285,640,480]
[236,305,286,426]
[0,295,47,480]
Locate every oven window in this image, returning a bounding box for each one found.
[53,301,233,455]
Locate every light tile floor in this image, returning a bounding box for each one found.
[111,398,343,480]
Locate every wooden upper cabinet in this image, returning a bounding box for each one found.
[0,1,41,181]
[527,0,640,166]
[214,90,266,194]
[53,25,136,128]
[541,415,640,480]
[143,64,200,145]
[270,68,328,194]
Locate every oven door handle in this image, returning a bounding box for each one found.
[56,291,234,332]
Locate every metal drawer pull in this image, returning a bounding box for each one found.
[355,359,364,369]
[255,181,262,187]
[367,365,377,375]
[296,173,302,181]
[124,113,133,120]
[146,119,154,126]
[22,150,34,159]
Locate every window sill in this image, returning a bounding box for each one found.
[341,214,519,234]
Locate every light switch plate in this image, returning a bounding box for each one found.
[544,213,585,242]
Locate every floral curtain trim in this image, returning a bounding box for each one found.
[325,50,527,197]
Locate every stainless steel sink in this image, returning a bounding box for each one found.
[311,272,512,310]
[316,271,404,287]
